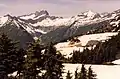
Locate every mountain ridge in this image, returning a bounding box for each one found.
[0,9,120,47]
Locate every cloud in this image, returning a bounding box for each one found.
[0,4,7,7]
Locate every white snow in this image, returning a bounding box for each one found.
[33,37,39,40]
[32,16,101,27]
[78,32,118,46]
[0,16,8,26]
[31,10,105,27]
[112,59,120,64]
[13,20,21,28]
[20,14,35,20]
[32,17,72,27]
[8,64,120,79]
[83,10,99,20]
[35,29,47,34]
[55,32,118,58]
[8,71,18,77]
[33,14,47,20]
[55,41,93,58]
[110,19,120,28]
[63,64,120,79]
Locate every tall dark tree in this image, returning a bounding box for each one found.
[23,39,44,79]
[43,43,64,79]
[71,50,81,63]
[78,64,87,79]
[87,66,96,79]
[74,68,78,79]
[66,70,72,79]
[0,33,24,79]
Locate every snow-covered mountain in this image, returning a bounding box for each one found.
[18,10,111,27]
[18,10,118,28]
[0,9,120,47]
[0,14,47,37]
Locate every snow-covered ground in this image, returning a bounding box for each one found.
[55,32,118,58]
[112,59,120,64]
[8,63,120,79]
[63,64,120,79]
[77,32,118,46]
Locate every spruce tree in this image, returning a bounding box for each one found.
[23,39,44,79]
[43,43,64,79]
[74,68,78,79]
[66,70,72,79]
[0,33,24,79]
[78,64,87,79]
[87,66,96,79]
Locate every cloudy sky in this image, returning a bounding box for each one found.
[0,0,120,17]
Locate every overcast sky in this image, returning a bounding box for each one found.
[0,0,120,17]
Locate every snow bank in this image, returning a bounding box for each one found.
[112,59,120,64]
[63,64,120,79]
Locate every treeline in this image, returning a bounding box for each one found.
[0,33,97,79]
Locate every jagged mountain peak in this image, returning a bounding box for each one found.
[35,10,49,16]
[113,9,120,14]
[75,10,101,20]
[83,10,95,15]
[83,10,101,19]
[19,10,49,20]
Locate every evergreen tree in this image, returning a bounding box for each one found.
[43,43,64,79]
[66,70,72,79]
[78,64,87,79]
[87,66,96,79]
[23,39,44,79]
[71,50,81,63]
[0,33,24,79]
[74,68,78,79]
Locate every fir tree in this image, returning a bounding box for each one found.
[23,39,44,79]
[43,43,64,79]
[78,64,87,79]
[66,70,72,79]
[74,68,78,79]
[87,66,96,79]
[0,33,24,79]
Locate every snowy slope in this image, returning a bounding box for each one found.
[0,16,9,27]
[20,14,36,20]
[55,32,118,58]
[32,17,72,27]
[63,64,120,79]
[77,32,118,46]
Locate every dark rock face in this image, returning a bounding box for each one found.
[0,16,34,48]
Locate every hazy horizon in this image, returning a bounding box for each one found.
[0,0,120,17]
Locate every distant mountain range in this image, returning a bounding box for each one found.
[0,9,120,47]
